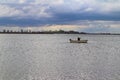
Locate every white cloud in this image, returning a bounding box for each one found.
[41,25,87,31]
[19,0,26,4]
[0,4,51,18]
[0,0,120,20]
[84,7,94,12]
[49,0,120,14]
[0,0,17,3]
[0,5,23,17]
[22,5,51,18]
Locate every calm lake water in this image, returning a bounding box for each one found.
[0,34,120,80]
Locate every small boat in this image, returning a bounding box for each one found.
[69,39,88,43]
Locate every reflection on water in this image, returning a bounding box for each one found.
[0,34,120,80]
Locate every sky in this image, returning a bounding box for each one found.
[0,0,120,33]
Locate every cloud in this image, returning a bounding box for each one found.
[41,25,87,31]
[0,0,120,19]
[1,0,120,13]
[19,0,26,4]
[41,21,120,33]
[0,21,120,33]
[0,4,23,17]
[0,0,120,33]
[0,0,16,3]
[21,4,51,18]
[0,4,51,18]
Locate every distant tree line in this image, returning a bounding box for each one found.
[0,29,120,35]
[0,29,79,34]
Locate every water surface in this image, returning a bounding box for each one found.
[0,34,120,80]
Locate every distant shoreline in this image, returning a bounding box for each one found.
[0,32,120,35]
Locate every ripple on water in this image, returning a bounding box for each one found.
[0,34,120,80]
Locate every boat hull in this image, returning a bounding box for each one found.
[70,40,88,43]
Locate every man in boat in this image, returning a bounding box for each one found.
[77,37,80,41]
